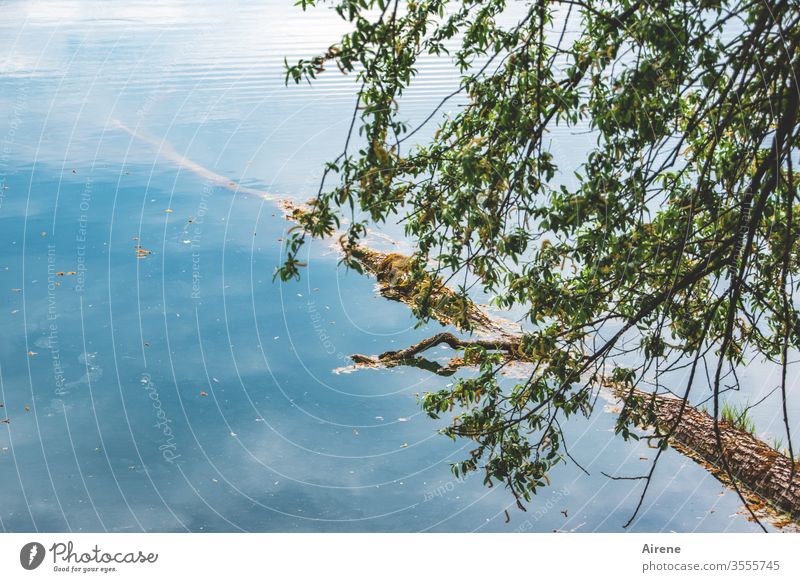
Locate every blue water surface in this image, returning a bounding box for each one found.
[0,0,781,532]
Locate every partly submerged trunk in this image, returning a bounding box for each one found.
[617,386,800,522]
[121,123,800,526]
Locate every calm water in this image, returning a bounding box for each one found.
[0,0,783,532]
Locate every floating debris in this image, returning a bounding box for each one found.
[199,391,208,397]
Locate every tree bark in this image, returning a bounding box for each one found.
[121,123,800,525]
[619,387,800,521]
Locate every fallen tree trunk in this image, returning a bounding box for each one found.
[282,203,505,335]
[351,331,522,366]
[120,121,800,526]
[616,386,800,522]
[350,330,800,522]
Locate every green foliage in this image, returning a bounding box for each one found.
[720,401,756,435]
[771,436,786,455]
[281,0,800,507]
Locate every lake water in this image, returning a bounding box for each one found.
[0,0,782,532]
